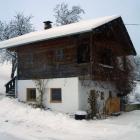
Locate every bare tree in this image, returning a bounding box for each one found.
[0,12,34,78]
[88,91,97,119]
[9,13,34,37]
[34,79,48,109]
[0,22,11,41]
[87,55,135,119]
[114,57,136,96]
[54,2,85,26]
[134,55,140,80]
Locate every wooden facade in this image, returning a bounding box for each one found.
[10,17,136,80]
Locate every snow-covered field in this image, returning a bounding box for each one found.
[0,64,140,140]
[0,97,140,140]
[0,64,11,93]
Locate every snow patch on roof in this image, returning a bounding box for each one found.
[0,15,120,49]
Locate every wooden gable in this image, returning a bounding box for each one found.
[8,17,136,80]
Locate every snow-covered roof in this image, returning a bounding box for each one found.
[0,15,120,49]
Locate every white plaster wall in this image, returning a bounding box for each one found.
[78,80,117,112]
[17,77,79,113]
[17,80,39,102]
[17,77,118,113]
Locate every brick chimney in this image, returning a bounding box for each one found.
[43,21,52,30]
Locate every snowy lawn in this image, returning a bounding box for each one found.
[0,97,140,140]
[0,64,11,93]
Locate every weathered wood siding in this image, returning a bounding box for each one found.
[17,34,91,80]
[16,19,133,80]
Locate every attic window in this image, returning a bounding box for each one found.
[99,48,113,66]
[77,43,90,63]
[27,88,36,101]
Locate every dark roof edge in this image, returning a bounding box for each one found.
[119,17,137,56]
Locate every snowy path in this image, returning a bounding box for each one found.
[0,97,140,140]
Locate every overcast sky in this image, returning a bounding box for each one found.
[0,0,139,54]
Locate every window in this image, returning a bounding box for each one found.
[50,88,62,102]
[109,91,112,98]
[101,92,104,100]
[21,53,33,69]
[99,48,113,66]
[77,43,90,63]
[27,88,36,101]
[55,49,64,61]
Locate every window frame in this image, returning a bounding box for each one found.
[26,88,36,102]
[55,49,64,62]
[77,43,90,64]
[98,48,113,66]
[50,88,62,103]
[101,92,104,100]
[109,91,112,98]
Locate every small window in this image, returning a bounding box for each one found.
[101,92,104,100]
[99,48,113,66]
[27,88,36,101]
[77,43,90,63]
[109,91,112,98]
[50,88,62,102]
[55,49,64,61]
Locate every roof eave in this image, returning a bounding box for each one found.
[3,29,93,50]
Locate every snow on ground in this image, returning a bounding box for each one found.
[0,97,140,140]
[0,63,11,93]
[128,81,140,104]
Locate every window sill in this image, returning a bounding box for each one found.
[50,101,62,103]
[98,63,114,69]
[77,62,90,65]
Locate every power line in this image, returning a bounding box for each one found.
[125,24,140,26]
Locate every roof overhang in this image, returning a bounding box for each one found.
[0,15,136,56]
[0,15,120,49]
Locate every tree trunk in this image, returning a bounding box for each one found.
[11,57,17,79]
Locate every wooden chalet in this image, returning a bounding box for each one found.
[0,16,136,114]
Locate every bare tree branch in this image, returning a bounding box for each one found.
[54,2,85,26]
[0,12,34,78]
